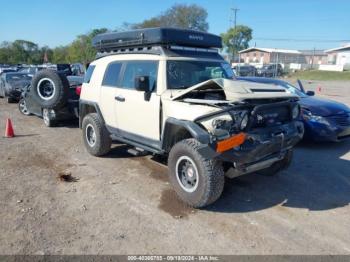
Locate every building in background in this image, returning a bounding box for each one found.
[237,47,330,71]
[300,50,328,66]
[321,44,350,71]
[238,47,303,66]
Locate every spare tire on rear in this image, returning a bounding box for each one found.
[31,69,69,109]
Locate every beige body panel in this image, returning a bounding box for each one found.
[114,88,161,140]
[161,99,220,126]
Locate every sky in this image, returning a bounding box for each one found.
[1,0,349,51]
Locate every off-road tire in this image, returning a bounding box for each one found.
[18,99,31,116]
[168,139,225,208]
[82,113,111,157]
[257,150,293,176]
[31,69,69,109]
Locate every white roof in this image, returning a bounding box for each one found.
[325,44,350,53]
[239,47,301,54]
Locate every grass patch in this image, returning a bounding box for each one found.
[287,70,350,81]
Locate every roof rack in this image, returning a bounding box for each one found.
[92,27,222,53]
[96,46,222,60]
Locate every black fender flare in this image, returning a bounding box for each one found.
[161,118,211,152]
[79,100,105,128]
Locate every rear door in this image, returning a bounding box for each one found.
[114,60,161,145]
[99,62,123,129]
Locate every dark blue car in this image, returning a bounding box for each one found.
[237,77,350,142]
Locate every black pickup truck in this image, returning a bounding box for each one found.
[18,70,83,127]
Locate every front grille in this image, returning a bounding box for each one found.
[327,114,350,127]
[251,105,291,128]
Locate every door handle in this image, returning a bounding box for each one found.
[115,95,125,102]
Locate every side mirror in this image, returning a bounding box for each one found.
[135,76,150,92]
[306,90,315,96]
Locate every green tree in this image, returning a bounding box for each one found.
[67,28,108,64]
[0,42,11,64]
[52,46,69,63]
[221,25,253,55]
[134,4,209,32]
[9,40,39,64]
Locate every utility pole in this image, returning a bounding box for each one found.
[230,7,240,65]
[230,8,239,28]
[311,47,316,69]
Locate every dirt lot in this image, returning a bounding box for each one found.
[0,80,349,255]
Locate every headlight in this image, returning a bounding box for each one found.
[200,113,233,134]
[302,110,330,125]
[201,113,232,131]
[199,110,250,136]
[292,104,300,119]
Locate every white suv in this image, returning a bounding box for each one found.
[79,28,304,207]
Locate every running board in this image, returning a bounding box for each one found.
[110,134,163,154]
[127,147,148,157]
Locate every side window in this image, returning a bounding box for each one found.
[83,65,95,83]
[121,61,158,91]
[102,62,122,87]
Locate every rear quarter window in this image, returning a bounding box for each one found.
[102,62,123,87]
[84,65,95,83]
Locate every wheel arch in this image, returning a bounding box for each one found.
[79,100,105,128]
[161,118,211,152]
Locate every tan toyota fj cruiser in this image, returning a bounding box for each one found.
[79,28,304,207]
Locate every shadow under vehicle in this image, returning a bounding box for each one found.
[206,139,350,213]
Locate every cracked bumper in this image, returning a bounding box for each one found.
[198,121,304,167]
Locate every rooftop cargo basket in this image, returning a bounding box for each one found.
[92,27,222,53]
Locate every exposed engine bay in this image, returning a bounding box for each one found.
[169,79,301,139]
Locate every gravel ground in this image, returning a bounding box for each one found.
[0,80,349,255]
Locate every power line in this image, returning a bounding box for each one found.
[252,37,350,43]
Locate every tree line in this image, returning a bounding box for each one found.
[0,4,252,65]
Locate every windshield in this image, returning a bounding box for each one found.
[167,60,234,89]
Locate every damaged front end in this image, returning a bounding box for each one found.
[172,78,305,177]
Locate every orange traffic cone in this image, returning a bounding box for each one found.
[4,118,15,138]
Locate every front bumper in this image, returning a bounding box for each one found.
[304,120,350,142]
[198,121,304,175]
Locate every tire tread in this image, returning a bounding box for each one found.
[168,139,224,208]
[82,113,111,156]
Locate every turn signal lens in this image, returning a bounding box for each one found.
[216,133,246,153]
